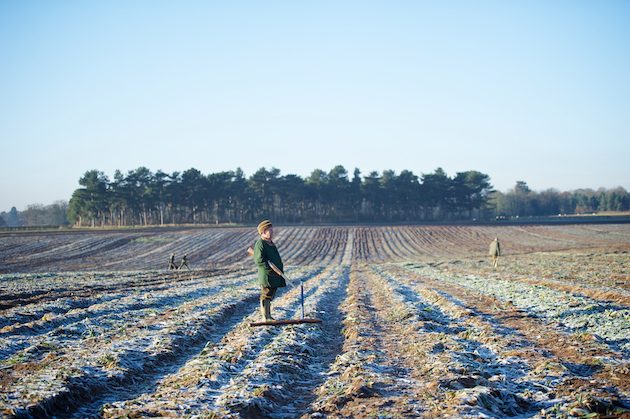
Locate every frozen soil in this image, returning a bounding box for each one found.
[1,224,629,418]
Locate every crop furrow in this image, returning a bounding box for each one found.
[309,265,425,417]
[99,266,332,417]
[388,263,630,414]
[7,288,260,419]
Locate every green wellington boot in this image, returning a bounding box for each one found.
[260,300,267,321]
[264,300,274,321]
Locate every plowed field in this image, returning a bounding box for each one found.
[1,224,629,418]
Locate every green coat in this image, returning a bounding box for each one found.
[253,238,286,288]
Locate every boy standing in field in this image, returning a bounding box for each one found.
[252,220,286,321]
[489,237,501,268]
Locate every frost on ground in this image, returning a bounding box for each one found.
[1,224,629,418]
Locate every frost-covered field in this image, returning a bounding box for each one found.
[0,224,629,417]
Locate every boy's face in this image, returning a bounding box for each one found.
[261,227,273,240]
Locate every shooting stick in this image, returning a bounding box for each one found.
[269,261,305,319]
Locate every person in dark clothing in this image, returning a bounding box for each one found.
[178,254,189,270]
[252,220,286,321]
[168,253,177,270]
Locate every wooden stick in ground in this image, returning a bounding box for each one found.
[269,261,305,319]
[249,318,322,327]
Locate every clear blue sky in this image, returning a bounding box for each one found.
[1,1,629,211]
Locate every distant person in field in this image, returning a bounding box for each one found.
[168,253,177,270]
[178,254,189,270]
[489,237,501,268]
[249,220,286,321]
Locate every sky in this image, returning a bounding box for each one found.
[1,1,629,211]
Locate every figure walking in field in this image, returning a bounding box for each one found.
[178,254,189,270]
[168,253,177,270]
[489,237,501,268]
[251,220,286,321]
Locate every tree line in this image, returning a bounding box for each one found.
[64,166,493,226]
[1,202,69,228]
[2,167,628,227]
[493,181,630,217]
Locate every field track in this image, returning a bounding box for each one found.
[1,224,629,417]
